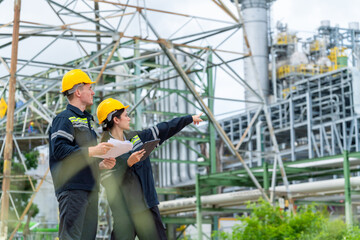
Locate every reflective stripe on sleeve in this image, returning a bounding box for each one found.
[154,125,159,136]
[51,130,74,142]
[150,127,157,140]
[131,135,140,145]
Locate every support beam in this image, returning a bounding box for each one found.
[343,150,353,227]
[207,52,217,175]
[196,174,203,240]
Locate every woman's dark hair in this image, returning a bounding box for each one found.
[100,108,125,142]
[102,108,125,131]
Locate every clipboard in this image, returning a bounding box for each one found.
[139,139,160,161]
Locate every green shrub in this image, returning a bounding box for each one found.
[343,226,360,240]
[213,198,357,240]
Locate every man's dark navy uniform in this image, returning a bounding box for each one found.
[49,69,116,240]
[49,104,98,195]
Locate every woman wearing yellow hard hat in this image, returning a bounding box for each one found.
[97,98,203,240]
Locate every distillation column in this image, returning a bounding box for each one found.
[241,0,270,108]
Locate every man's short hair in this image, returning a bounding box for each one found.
[63,83,85,100]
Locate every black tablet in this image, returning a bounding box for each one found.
[139,139,160,161]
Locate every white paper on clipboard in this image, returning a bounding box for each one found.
[94,138,133,159]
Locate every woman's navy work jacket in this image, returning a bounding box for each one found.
[49,104,99,196]
[101,115,193,209]
[126,115,193,208]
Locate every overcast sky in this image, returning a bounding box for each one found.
[272,0,360,32]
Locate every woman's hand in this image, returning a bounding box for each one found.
[192,112,203,125]
[127,149,146,167]
[99,157,116,169]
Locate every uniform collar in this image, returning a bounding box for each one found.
[109,131,126,141]
[67,104,94,120]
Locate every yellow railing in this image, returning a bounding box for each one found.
[276,33,297,45]
[310,40,325,52]
[276,64,339,79]
[329,46,348,70]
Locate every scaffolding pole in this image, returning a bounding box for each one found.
[0,0,21,239]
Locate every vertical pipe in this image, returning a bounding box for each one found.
[134,39,142,130]
[207,52,218,239]
[94,1,103,100]
[248,134,253,166]
[208,52,216,175]
[0,1,21,239]
[290,98,296,160]
[307,93,314,158]
[195,174,203,240]
[170,141,179,185]
[186,53,197,181]
[263,159,269,192]
[169,54,179,185]
[213,216,219,240]
[165,60,171,187]
[351,30,356,67]
[331,123,335,155]
[258,122,269,192]
[343,150,353,227]
[343,122,347,151]
[270,154,277,203]
[271,47,277,101]
[355,119,359,152]
[179,55,189,183]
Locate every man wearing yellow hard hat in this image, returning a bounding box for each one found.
[97,98,203,240]
[49,69,116,240]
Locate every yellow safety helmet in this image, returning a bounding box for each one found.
[97,98,129,124]
[61,69,95,93]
